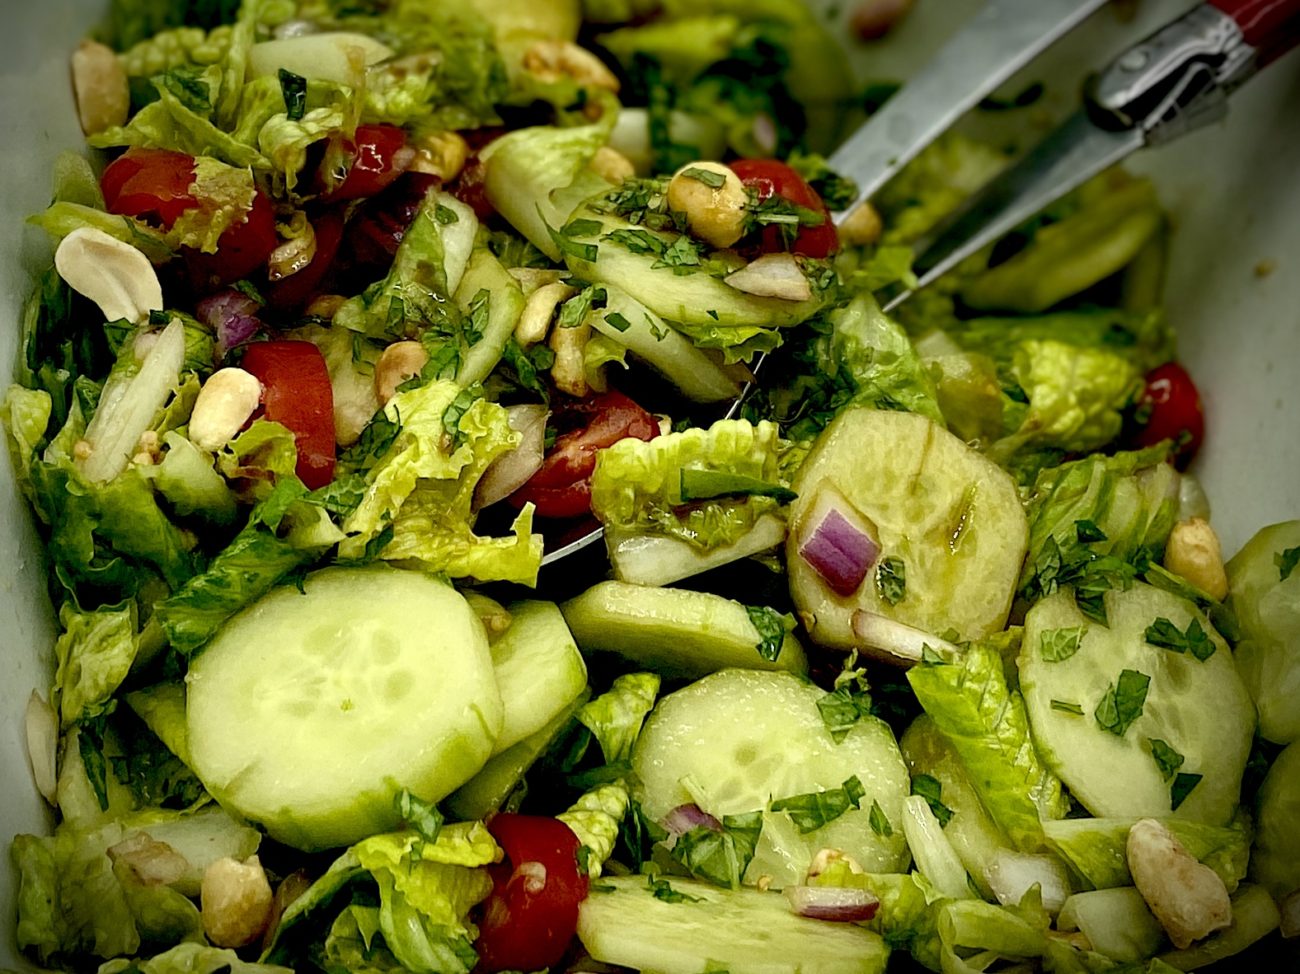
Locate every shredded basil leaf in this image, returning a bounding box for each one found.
[681,166,726,189]
[1276,546,1299,582]
[394,789,443,845]
[647,875,701,903]
[745,605,790,663]
[1147,738,1185,781]
[1039,627,1085,662]
[669,811,763,889]
[1170,772,1203,810]
[1094,668,1150,737]
[278,68,307,122]
[1050,700,1084,716]
[1144,616,1215,661]
[910,774,953,827]
[771,776,866,834]
[876,556,906,605]
[604,311,631,333]
[679,469,797,505]
[868,799,893,837]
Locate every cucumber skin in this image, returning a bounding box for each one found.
[786,408,1028,650]
[489,600,588,754]
[186,567,503,852]
[577,875,889,974]
[562,581,808,678]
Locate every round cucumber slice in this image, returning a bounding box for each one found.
[1019,584,1253,825]
[186,567,503,851]
[489,600,588,754]
[576,875,888,974]
[632,669,909,888]
[786,407,1028,652]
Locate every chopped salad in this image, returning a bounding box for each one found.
[5,1,1299,973]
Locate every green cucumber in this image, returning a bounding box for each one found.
[562,581,807,678]
[576,875,888,974]
[786,407,1028,651]
[1058,888,1164,963]
[1020,584,1253,825]
[445,690,591,822]
[186,567,503,851]
[633,669,910,888]
[454,247,525,388]
[489,600,588,754]
[1042,816,1249,891]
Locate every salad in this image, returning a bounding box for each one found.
[4,0,1298,972]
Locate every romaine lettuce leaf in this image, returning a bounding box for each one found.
[101,942,293,974]
[149,432,238,526]
[52,602,139,729]
[578,672,661,765]
[2,385,53,505]
[827,292,944,424]
[907,641,1069,851]
[30,204,175,265]
[670,319,785,365]
[875,133,1008,246]
[89,86,268,170]
[166,156,256,253]
[558,782,630,879]
[590,419,789,550]
[257,107,345,192]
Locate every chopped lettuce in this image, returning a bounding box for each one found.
[875,133,1009,246]
[590,419,790,550]
[907,640,1069,851]
[52,602,140,729]
[578,672,661,764]
[166,156,256,253]
[2,385,53,504]
[558,781,630,879]
[89,85,268,171]
[100,943,292,974]
[257,107,344,192]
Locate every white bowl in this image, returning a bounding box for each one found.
[2,1,1297,967]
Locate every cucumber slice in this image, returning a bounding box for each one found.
[576,875,888,974]
[562,581,807,678]
[186,567,503,851]
[786,408,1027,651]
[489,601,588,754]
[1019,584,1253,825]
[632,669,910,887]
[1058,888,1164,963]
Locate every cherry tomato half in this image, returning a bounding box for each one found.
[184,189,280,290]
[240,341,337,490]
[1129,361,1205,468]
[475,815,588,973]
[346,173,442,273]
[321,124,410,201]
[509,390,659,519]
[729,158,838,259]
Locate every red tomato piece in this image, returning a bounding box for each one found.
[475,815,588,973]
[448,153,494,222]
[240,341,337,490]
[509,390,659,519]
[102,148,198,227]
[322,124,410,201]
[345,173,442,271]
[184,189,280,290]
[729,158,838,259]
[1130,361,1206,467]
[265,209,346,311]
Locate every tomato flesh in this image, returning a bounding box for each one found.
[475,815,588,973]
[102,148,198,227]
[322,124,410,201]
[185,189,280,289]
[1130,361,1205,467]
[509,390,659,519]
[729,158,838,259]
[240,341,337,490]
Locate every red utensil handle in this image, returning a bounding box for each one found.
[1209,0,1300,51]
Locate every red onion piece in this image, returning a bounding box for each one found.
[473,404,548,510]
[661,804,722,841]
[197,289,264,358]
[784,885,880,923]
[796,491,880,596]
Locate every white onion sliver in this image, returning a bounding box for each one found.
[784,884,880,923]
[725,253,813,302]
[473,404,548,510]
[25,690,58,804]
[852,610,960,665]
[986,851,1073,914]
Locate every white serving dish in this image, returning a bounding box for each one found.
[2,0,1297,967]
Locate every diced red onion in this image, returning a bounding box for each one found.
[197,289,264,358]
[473,404,548,510]
[661,803,722,841]
[784,885,880,923]
[1281,890,1300,939]
[796,492,879,596]
[852,610,959,666]
[24,690,57,804]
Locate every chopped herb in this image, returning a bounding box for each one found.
[440,385,481,451]
[547,222,598,262]
[604,311,632,333]
[1094,668,1150,737]
[590,881,616,893]
[1050,700,1084,716]
[919,643,947,665]
[575,845,593,876]
[463,289,490,348]
[278,68,307,121]
[787,153,859,211]
[910,774,952,827]
[149,309,171,326]
[160,68,212,115]
[707,309,719,320]
[1039,627,1085,662]
[232,279,264,304]
[648,875,702,904]
[771,776,866,834]
[669,811,763,889]
[868,799,893,837]
[745,605,791,663]
[1170,772,1203,810]
[818,653,874,743]
[604,227,664,256]
[876,557,906,605]
[1147,738,1185,781]
[1075,520,1108,544]
[654,234,705,275]
[1277,546,1300,582]
[394,789,443,845]
[434,203,460,225]
[562,218,603,238]
[679,469,796,504]
[1144,617,1215,661]
[681,166,726,189]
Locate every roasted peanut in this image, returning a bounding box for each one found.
[666,161,748,249]
[1127,818,1232,949]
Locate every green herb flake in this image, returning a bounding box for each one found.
[647,875,702,904]
[669,811,763,889]
[1039,626,1085,663]
[681,166,726,189]
[1170,772,1203,810]
[1050,700,1084,716]
[868,799,893,837]
[745,605,790,663]
[562,218,603,238]
[911,774,953,827]
[604,311,632,333]
[1144,617,1215,661]
[278,68,307,122]
[161,68,212,115]
[771,776,866,834]
[1075,519,1108,544]
[440,385,481,451]
[679,469,796,505]
[394,789,443,845]
[434,203,460,226]
[876,557,906,605]
[547,222,598,263]
[1276,546,1300,582]
[1094,668,1151,737]
[1148,738,1185,781]
[575,845,593,876]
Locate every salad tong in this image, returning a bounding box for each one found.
[542,0,1300,568]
